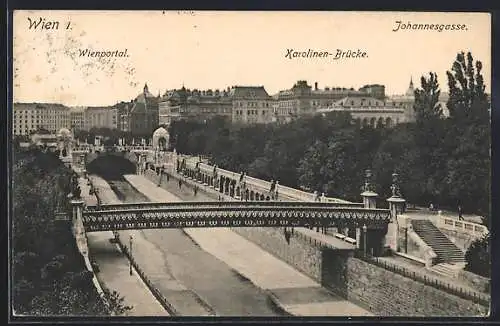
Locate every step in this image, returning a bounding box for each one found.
[411,221,465,264]
[432,269,455,278]
[431,264,459,278]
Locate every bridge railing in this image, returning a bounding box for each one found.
[84,201,373,212]
[353,251,490,306]
[81,205,392,232]
[193,161,353,204]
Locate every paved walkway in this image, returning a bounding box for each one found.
[405,208,483,225]
[78,177,169,316]
[86,231,169,316]
[97,177,283,316]
[125,174,373,316]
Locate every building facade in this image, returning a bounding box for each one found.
[230,86,273,124]
[159,87,232,126]
[273,79,420,127]
[318,96,407,127]
[128,83,159,136]
[386,78,416,123]
[13,103,71,136]
[114,101,132,132]
[273,81,388,124]
[70,107,85,131]
[84,106,118,130]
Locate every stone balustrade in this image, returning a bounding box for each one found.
[180,158,354,204]
[436,216,488,239]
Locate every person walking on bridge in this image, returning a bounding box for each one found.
[458,204,464,221]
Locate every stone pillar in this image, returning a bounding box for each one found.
[80,154,85,170]
[385,172,406,253]
[71,199,85,237]
[356,227,361,249]
[361,169,378,208]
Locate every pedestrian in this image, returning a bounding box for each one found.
[458,205,464,221]
[429,203,434,211]
[194,186,198,196]
[178,179,182,189]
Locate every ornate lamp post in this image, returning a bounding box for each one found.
[404,225,408,254]
[363,224,368,256]
[129,235,133,276]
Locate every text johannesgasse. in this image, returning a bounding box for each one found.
[392,20,468,32]
[285,49,367,60]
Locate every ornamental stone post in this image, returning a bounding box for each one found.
[356,225,362,249]
[385,172,406,253]
[71,199,85,238]
[361,169,378,209]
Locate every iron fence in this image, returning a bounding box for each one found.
[353,250,490,306]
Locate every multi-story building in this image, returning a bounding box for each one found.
[13,103,71,136]
[273,81,388,124]
[315,79,420,127]
[230,86,273,124]
[159,86,232,126]
[113,101,132,132]
[128,83,159,136]
[318,96,407,127]
[84,106,118,130]
[386,78,416,122]
[70,107,86,131]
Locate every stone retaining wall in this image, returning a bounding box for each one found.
[234,226,489,317]
[458,269,490,294]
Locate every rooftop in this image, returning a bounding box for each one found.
[229,86,270,99]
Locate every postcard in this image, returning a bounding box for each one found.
[11,10,491,318]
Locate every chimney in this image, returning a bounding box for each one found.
[315,82,318,91]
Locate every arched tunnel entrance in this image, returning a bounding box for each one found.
[86,155,137,180]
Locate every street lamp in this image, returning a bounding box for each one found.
[363,224,368,256]
[129,235,133,276]
[404,226,408,254]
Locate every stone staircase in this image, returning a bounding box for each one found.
[431,262,466,278]
[411,219,465,264]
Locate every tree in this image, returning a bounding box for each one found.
[444,52,490,222]
[446,52,489,125]
[12,148,131,316]
[414,72,443,123]
[465,235,490,278]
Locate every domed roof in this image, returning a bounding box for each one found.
[58,128,72,138]
[153,127,169,137]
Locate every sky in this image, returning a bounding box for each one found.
[13,11,491,106]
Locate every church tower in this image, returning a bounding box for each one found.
[405,77,415,97]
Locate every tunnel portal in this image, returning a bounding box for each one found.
[86,154,137,180]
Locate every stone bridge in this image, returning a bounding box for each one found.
[71,150,406,254]
[81,202,391,231]
[71,200,392,255]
